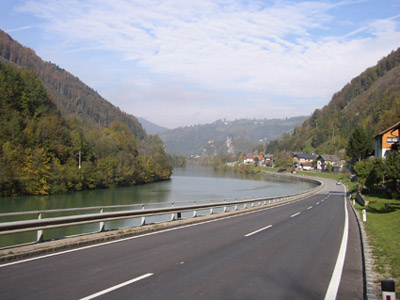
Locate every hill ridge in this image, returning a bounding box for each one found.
[266,47,400,155]
[0,29,145,139]
[160,116,307,155]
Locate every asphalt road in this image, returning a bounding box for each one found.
[0,178,364,300]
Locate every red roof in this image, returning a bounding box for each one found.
[253,155,264,160]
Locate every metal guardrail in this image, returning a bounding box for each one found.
[0,180,324,244]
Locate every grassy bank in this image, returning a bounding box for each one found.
[262,167,400,293]
[358,195,400,294]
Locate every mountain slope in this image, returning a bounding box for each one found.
[137,117,169,135]
[0,61,172,197]
[266,47,400,155]
[0,29,145,139]
[0,30,173,196]
[160,117,307,155]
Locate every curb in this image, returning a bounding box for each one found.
[348,198,379,300]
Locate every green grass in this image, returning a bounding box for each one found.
[358,195,400,292]
[261,167,281,172]
[261,167,358,191]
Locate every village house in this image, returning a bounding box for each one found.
[292,152,315,171]
[243,155,254,164]
[316,154,344,172]
[374,121,400,158]
[253,155,265,165]
[264,153,274,166]
[243,154,269,166]
[245,155,264,165]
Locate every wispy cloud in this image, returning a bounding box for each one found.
[14,0,400,127]
[5,25,33,33]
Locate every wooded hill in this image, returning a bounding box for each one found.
[0,30,172,197]
[0,30,145,138]
[266,47,400,156]
[160,117,307,155]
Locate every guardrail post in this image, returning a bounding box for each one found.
[223,200,227,213]
[210,200,214,215]
[99,208,105,232]
[193,201,197,217]
[141,204,146,226]
[36,213,43,243]
[234,204,237,211]
[171,203,175,220]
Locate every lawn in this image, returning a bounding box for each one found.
[360,195,400,294]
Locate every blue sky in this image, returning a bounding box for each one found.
[1,0,400,128]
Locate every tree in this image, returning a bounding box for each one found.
[346,127,372,162]
[365,158,385,189]
[385,149,400,198]
[353,160,374,188]
[275,151,293,169]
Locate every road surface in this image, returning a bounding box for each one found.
[0,178,364,299]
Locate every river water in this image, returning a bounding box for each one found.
[0,165,316,247]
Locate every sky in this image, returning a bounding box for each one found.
[1,0,400,129]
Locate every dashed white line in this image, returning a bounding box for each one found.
[245,225,273,237]
[316,202,320,205]
[290,212,301,218]
[80,273,154,300]
[307,206,313,210]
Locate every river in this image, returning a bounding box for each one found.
[0,165,316,247]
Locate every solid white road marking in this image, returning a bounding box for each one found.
[324,184,349,300]
[79,273,153,300]
[245,225,272,237]
[290,212,301,218]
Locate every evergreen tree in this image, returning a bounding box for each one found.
[346,127,372,162]
[385,150,400,198]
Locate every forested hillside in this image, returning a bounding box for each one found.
[0,30,145,138]
[160,117,307,155]
[0,31,172,197]
[266,47,400,155]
